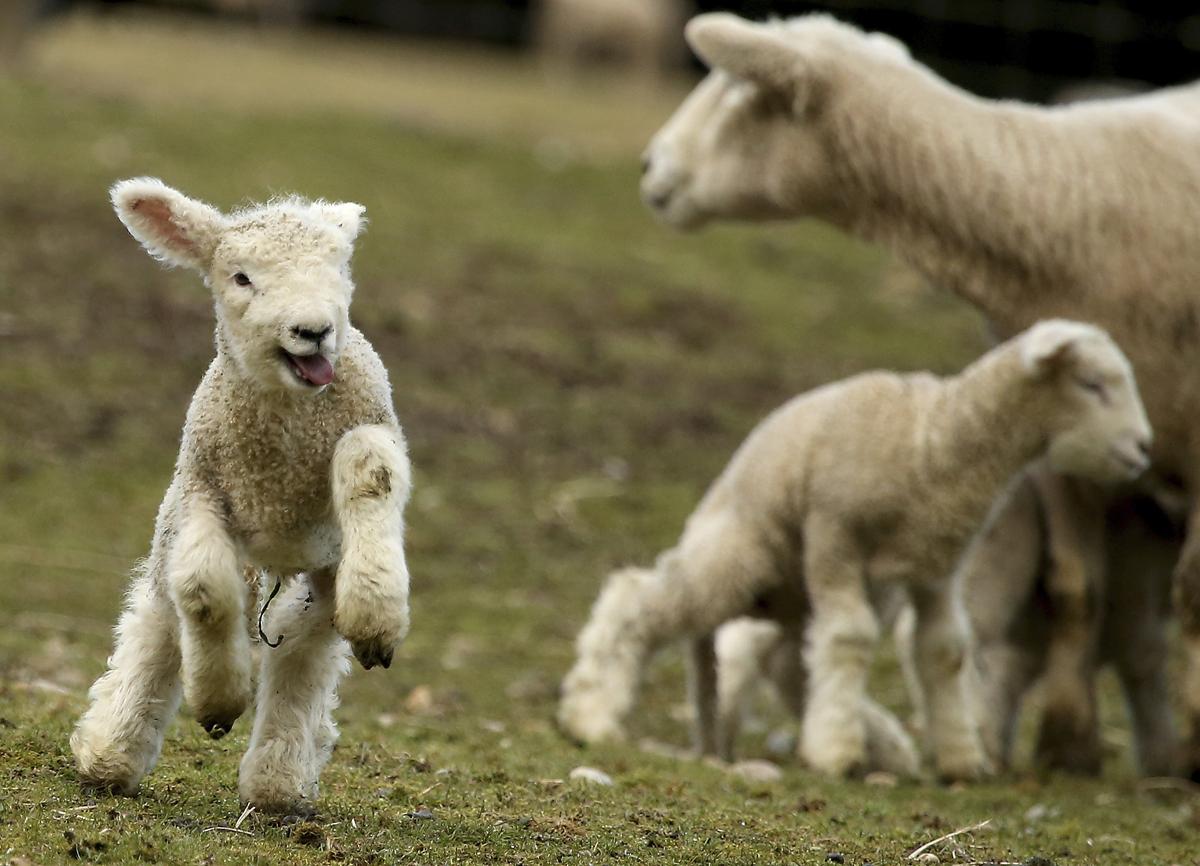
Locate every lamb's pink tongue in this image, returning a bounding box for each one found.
[294,353,335,386]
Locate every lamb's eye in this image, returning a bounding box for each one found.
[233,272,252,287]
[1077,377,1107,399]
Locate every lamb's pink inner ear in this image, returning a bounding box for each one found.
[131,196,199,257]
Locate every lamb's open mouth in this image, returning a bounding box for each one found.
[280,349,335,387]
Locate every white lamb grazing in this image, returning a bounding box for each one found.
[559,320,1150,780]
[641,12,1200,777]
[70,179,412,816]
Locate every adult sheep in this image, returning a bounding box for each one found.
[71,179,412,817]
[560,320,1151,780]
[640,12,1200,777]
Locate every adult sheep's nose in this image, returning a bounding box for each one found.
[1136,437,1152,461]
[292,324,332,344]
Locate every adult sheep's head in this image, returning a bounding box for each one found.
[640,13,910,230]
[1020,320,1153,484]
[112,177,364,395]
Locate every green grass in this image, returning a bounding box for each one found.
[1,11,1196,866]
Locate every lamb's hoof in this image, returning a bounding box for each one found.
[351,639,394,671]
[935,757,993,784]
[78,774,140,797]
[246,798,317,822]
[198,713,241,740]
[1035,712,1102,776]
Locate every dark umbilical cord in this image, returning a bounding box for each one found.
[258,576,285,648]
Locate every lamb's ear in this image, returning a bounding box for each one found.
[312,202,366,244]
[1021,320,1092,377]
[111,177,226,271]
[686,14,806,95]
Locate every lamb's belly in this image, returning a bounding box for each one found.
[240,522,341,576]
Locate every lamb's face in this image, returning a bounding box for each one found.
[111,178,365,396]
[1022,322,1153,483]
[209,210,358,394]
[641,13,905,230]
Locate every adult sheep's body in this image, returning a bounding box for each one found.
[640,12,1200,777]
[71,179,412,816]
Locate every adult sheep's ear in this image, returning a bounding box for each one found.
[1020,319,1097,377]
[312,202,366,244]
[686,14,807,96]
[111,177,226,272]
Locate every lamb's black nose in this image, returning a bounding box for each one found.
[293,325,332,344]
[1137,438,1152,459]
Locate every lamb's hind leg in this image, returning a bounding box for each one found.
[168,492,253,737]
[240,570,349,817]
[801,515,879,778]
[910,582,990,782]
[71,560,182,794]
[331,424,411,671]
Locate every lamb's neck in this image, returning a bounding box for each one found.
[821,65,1081,331]
[918,345,1049,517]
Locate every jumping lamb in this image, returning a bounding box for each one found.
[70,178,412,816]
[641,12,1200,776]
[559,320,1150,780]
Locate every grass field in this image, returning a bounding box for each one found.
[1,10,1198,865]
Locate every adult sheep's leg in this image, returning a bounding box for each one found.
[331,424,412,671]
[239,569,350,817]
[910,582,990,782]
[559,512,774,745]
[71,558,182,794]
[1105,498,1181,777]
[1030,470,1106,775]
[168,491,253,738]
[1172,502,1200,782]
[801,514,878,778]
[972,642,1041,772]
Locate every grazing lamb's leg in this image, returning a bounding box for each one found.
[910,582,990,782]
[715,620,794,761]
[239,569,350,817]
[331,424,411,672]
[71,559,182,794]
[1031,472,1105,775]
[688,632,721,757]
[801,516,878,777]
[559,513,774,745]
[168,491,253,738]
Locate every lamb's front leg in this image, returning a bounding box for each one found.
[801,516,878,778]
[910,582,990,782]
[331,424,412,671]
[240,570,349,817]
[688,632,721,758]
[168,491,253,737]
